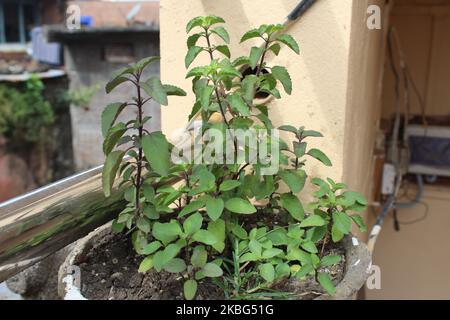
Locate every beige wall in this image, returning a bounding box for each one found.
[382,3,450,118]
[343,0,387,215]
[161,0,358,195]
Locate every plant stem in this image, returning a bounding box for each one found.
[204,27,238,154]
[256,39,270,77]
[134,72,144,218]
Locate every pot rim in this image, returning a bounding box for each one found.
[58,223,372,300]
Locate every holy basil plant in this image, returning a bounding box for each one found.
[102,15,367,300]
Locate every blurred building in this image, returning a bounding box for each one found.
[47,0,160,170]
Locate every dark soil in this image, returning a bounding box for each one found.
[78,230,224,300]
[78,228,345,300]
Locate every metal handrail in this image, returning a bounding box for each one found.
[0,164,126,282]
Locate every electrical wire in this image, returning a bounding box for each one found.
[397,201,429,225]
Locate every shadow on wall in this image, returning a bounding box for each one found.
[200,0,348,135]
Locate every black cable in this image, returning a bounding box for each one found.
[393,209,400,231]
[287,0,317,21]
[397,201,429,225]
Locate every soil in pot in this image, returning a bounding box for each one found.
[77,225,346,300]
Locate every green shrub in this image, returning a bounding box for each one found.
[101,16,367,300]
[0,75,54,144]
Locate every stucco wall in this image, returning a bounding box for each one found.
[343,0,388,235]
[160,0,355,194]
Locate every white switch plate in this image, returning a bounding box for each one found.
[381,163,396,195]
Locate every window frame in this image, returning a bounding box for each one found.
[0,0,39,44]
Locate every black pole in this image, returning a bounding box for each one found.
[287,0,317,21]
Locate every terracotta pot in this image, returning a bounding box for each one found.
[58,223,372,300]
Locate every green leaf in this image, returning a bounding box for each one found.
[200,85,214,109]
[295,264,314,279]
[333,211,352,234]
[280,193,304,221]
[317,272,336,295]
[163,258,187,273]
[186,66,209,78]
[278,170,305,193]
[102,150,125,197]
[211,26,230,43]
[307,149,332,166]
[185,46,203,68]
[192,229,217,245]
[137,217,151,233]
[301,240,318,253]
[232,56,250,67]
[343,191,368,206]
[152,222,182,243]
[231,224,248,239]
[111,219,125,233]
[276,34,300,54]
[101,103,126,137]
[268,43,281,56]
[249,239,262,257]
[262,248,283,259]
[286,248,311,264]
[138,256,153,273]
[179,199,205,218]
[249,46,264,69]
[266,228,288,246]
[225,198,257,214]
[275,263,291,279]
[239,252,259,263]
[301,130,323,138]
[271,66,292,95]
[187,33,202,49]
[157,243,182,270]
[142,131,170,176]
[241,75,258,103]
[142,241,162,255]
[206,197,224,221]
[351,214,367,232]
[202,262,223,277]
[105,76,129,94]
[191,246,207,268]
[163,84,187,97]
[278,125,298,135]
[259,263,275,283]
[183,212,203,236]
[294,142,307,158]
[240,29,261,43]
[219,180,241,192]
[141,77,168,106]
[203,15,225,28]
[143,186,155,202]
[134,56,160,73]
[331,223,344,243]
[299,215,326,228]
[208,219,225,253]
[103,123,127,156]
[215,45,231,58]
[184,280,197,300]
[321,255,341,267]
[186,16,203,33]
[227,94,250,116]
